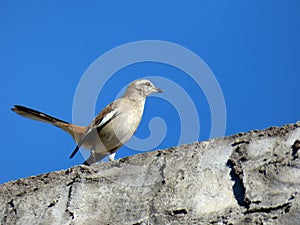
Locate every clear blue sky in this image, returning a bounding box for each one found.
[1,1,299,184]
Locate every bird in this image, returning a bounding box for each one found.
[11,79,163,165]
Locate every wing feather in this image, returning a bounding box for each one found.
[69,102,120,159]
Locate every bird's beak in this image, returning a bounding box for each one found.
[154,88,163,93]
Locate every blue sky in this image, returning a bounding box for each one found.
[1,1,299,184]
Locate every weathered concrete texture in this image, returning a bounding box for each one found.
[1,123,300,225]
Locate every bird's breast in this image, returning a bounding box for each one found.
[97,103,144,150]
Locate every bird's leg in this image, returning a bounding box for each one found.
[108,152,116,161]
[91,148,97,163]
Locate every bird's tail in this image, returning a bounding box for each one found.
[11,105,75,136]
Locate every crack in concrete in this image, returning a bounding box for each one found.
[2,199,17,224]
[231,140,250,147]
[244,202,291,214]
[168,208,188,216]
[65,185,75,221]
[158,162,166,185]
[132,216,149,225]
[228,135,299,219]
[8,199,17,215]
[64,174,81,223]
[292,139,300,159]
[145,154,167,224]
[226,159,249,209]
[47,198,58,208]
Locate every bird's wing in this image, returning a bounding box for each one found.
[69,102,120,159]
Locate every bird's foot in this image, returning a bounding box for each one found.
[108,153,116,161]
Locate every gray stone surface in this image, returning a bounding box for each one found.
[1,123,300,224]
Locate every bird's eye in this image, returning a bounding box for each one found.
[145,82,150,86]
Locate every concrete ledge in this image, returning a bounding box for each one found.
[1,122,300,224]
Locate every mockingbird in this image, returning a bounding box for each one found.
[12,79,163,165]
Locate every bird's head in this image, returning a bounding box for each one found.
[124,79,163,99]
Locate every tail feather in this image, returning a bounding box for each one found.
[11,105,69,125]
[12,105,90,160]
[11,105,75,136]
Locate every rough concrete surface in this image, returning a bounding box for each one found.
[1,122,300,224]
